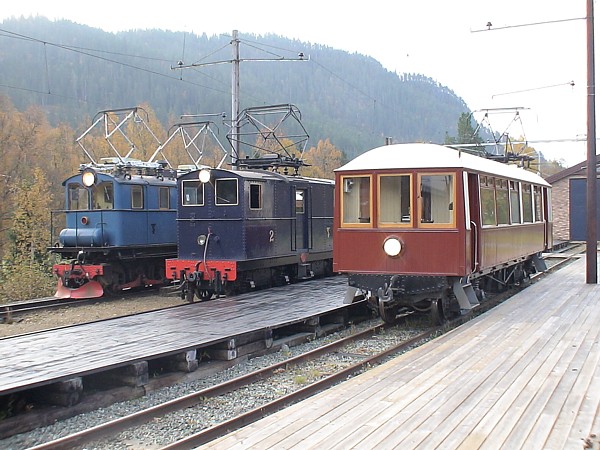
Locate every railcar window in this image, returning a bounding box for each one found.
[68,184,90,210]
[510,181,521,224]
[159,187,170,210]
[480,176,496,226]
[250,184,262,210]
[182,181,204,206]
[91,182,113,210]
[216,178,238,206]
[533,186,543,222]
[379,175,411,225]
[341,176,371,225]
[496,179,509,225]
[522,184,533,222]
[296,190,305,214]
[131,186,144,209]
[420,174,454,225]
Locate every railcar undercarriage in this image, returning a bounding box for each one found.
[347,255,546,325]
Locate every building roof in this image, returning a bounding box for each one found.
[545,154,600,184]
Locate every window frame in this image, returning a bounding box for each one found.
[131,185,144,210]
[182,180,204,207]
[159,186,170,210]
[215,178,239,206]
[495,178,510,225]
[522,183,534,223]
[509,180,521,224]
[417,172,456,229]
[68,183,90,211]
[249,183,263,210]
[340,175,373,228]
[377,173,413,228]
[480,175,497,227]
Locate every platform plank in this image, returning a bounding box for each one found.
[0,276,349,395]
[201,256,600,449]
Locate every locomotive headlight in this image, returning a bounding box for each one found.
[197,234,207,246]
[383,237,402,257]
[82,169,97,187]
[199,168,211,184]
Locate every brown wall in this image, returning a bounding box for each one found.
[551,177,570,242]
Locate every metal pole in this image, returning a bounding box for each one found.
[231,30,240,165]
[586,0,597,283]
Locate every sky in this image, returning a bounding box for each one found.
[0,1,593,167]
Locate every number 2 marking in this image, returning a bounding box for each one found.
[269,230,275,242]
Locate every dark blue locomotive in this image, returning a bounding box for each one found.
[165,104,334,301]
[166,166,334,301]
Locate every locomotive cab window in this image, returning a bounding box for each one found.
[68,184,90,210]
[419,174,455,227]
[159,187,170,210]
[92,182,113,210]
[216,178,238,206]
[378,174,411,226]
[182,180,204,206]
[131,185,144,209]
[341,175,372,227]
[250,184,262,210]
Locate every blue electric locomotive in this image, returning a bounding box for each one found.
[51,160,179,298]
[165,166,334,301]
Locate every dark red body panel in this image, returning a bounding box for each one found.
[334,229,467,276]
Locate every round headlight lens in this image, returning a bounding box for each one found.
[82,169,96,187]
[197,234,207,246]
[199,168,211,183]
[383,237,402,257]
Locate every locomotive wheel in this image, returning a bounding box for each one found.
[198,289,214,301]
[185,282,195,303]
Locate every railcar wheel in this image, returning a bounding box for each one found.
[198,289,214,301]
[430,298,445,326]
[378,297,399,324]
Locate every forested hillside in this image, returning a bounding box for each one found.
[0,17,470,159]
[0,17,474,301]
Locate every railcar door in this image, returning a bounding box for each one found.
[467,173,482,273]
[295,188,309,250]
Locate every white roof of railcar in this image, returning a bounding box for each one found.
[336,143,550,187]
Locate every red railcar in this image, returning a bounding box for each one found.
[333,143,552,323]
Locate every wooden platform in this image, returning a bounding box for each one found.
[202,256,600,449]
[0,276,349,396]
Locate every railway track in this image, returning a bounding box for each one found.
[27,319,432,450]
[0,244,585,448]
[19,246,585,450]
[0,285,176,322]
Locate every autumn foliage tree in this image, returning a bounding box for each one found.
[301,139,343,179]
[0,168,56,301]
